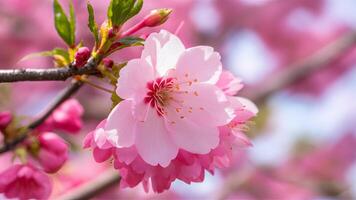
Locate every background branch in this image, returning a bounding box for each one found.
[245,31,356,104]
[0,58,98,83]
[58,30,356,200]
[0,58,99,153]
[0,80,83,153]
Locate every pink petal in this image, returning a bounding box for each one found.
[236,97,259,115]
[93,148,112,163]
[172,83,235,126]
[116,59,154,100]
[135,108,178,167]
[166,109,220,154]
[216,70,244,95]
[93,128,113,149]
[106,100,136,148]
[142,30,185,77]
[232,131,253,147]
[175,46,222,84]
[114,147,138,165]
[83,131,94,148]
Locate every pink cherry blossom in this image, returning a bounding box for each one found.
[37,132,68,173]
[85,96,256,193]
[0,164,52,200]
[39,99,84,134]
[106,30,236,167]
[84,62,257,192]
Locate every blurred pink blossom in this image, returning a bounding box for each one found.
[37,132,68,173]
[39,99,84,134]
[0,164,52,200]
[227,169,315,200]
[284,133,356,183]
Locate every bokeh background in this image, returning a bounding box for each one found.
[1,0,356,199]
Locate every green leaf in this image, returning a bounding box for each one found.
[20,48,70,63]
[118,36,144,46]
[87,2,99,44]
[69,0,76,45]
[128,0,143,19]
[107,0,143,27]
[53,0,75,46]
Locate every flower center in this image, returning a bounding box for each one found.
[144,78,174,116]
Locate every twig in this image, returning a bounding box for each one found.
[0,59,98,83]
[61,30,356,199]
[245,31,356,104]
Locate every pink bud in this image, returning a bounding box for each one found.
[39,99,84,134]
[0,164,52,200]
[102,58,114,69]
[37,132,68,173]
[0,111,12,130]
[142,9,172,27]
[75,47,91,68]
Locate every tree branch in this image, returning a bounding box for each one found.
[0,58,99,153]
[245,31,356,104]
[60,30,356,199]
[0,80,83,153]
[0,59,98,83]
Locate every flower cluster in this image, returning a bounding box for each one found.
[84,30,257,193]
[0,99,83,199]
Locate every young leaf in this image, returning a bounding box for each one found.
[107,0,143,27]
[69,0,76,45]
[87,2,99,44]
[118,36,144,46]
[128,0,143,19]
[20,48,70,63]
[53,0,74,46]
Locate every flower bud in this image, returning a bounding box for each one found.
[0,164,51,200]
[143,9,172,27]
[37,132,68,173]
[102,58,114,69]
[74,47,91,68]
[0,111,12,130]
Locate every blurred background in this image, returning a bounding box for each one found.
[0,0,356,199]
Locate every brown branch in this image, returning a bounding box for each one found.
[60,30,356,199]
[245,31,356,104]
[0,80,83,153]
[0,59,98,83]
[0,58,99,153]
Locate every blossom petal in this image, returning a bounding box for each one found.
[166,110,219,154]
[106,100,136,147]
[172,83,235,127]
[135,108,178,167]
[216,70,244,95]
[93,148,112,163]
[236,97,259,114]
[116,59,154,100]
[142,30,185,77]
[176,46,222,84]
